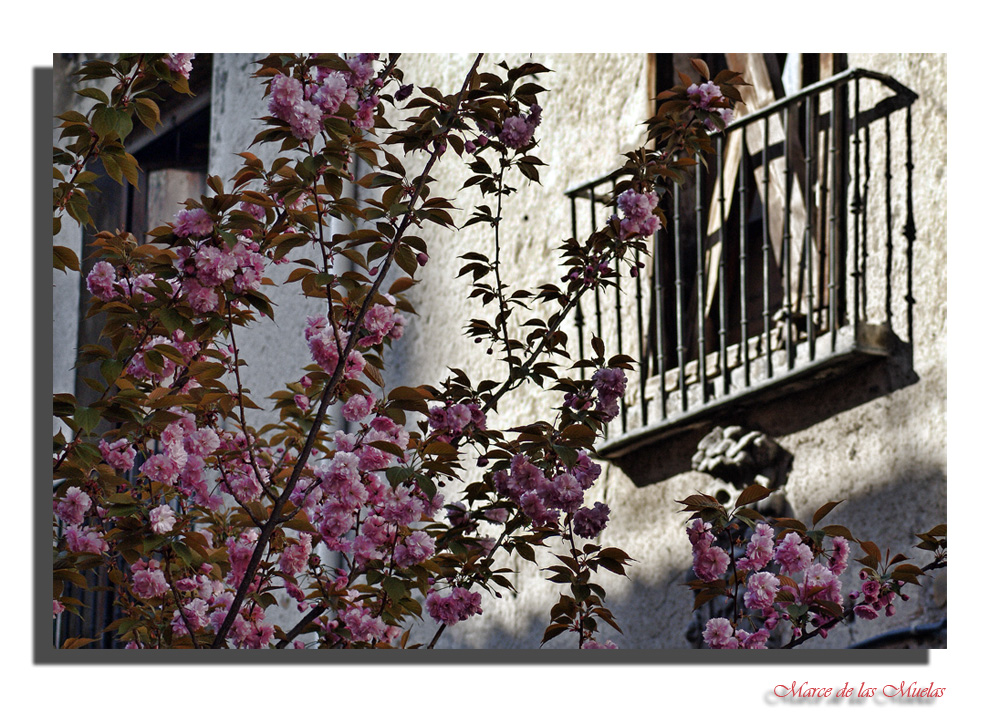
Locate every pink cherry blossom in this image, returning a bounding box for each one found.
[164,53,194,79]
[703,617,737,648]
[774,531,813,575]
[149,504,176,534]
[86,261,117,301]
[688,81,723,110]
[174,208,214,239]
[54,486,91,526]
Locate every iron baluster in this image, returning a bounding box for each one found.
[674,178,687,412]
[716,133,729,395]
[884,115,893,332]
[805,93,815,361]
[589,186,603,340]
[696,161,708,403]
[763,114,773,377]
[783,106,794,371]
[904,106,916,343]
[571,197,584,380]
[739,132,750,388]
[654,220,667,418]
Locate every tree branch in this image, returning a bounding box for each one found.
[211,54,485,647]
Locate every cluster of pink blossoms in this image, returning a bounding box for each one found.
[304,316,365,378]
[86,260,158,304]
[124,330,202,386]
[272,400,452,642]
[592,367,627,420]
[164,53,194,80]
[149,504,176,534]
[263,401,464,644]
[581,639,619,649]
[493,448,608,538]
[850,568,904,620]
[359,301,406,347]
[172,212,267,314]
[342,393,375,422]
[131,558,170,599]
[133,409,224,510]
[497,103,542,149]
[688,517,731,582]
[311,591,401,647]
[267,54,379,141]
[703,617,770,649]
[427,401,487,443]
[425,587,483,626]
[563,366,628,423]
[293,417,437,562]
[215,429,273,505]
[98,437,136,472]
[54,484,105,556]
[614,189,662,240]
[687,80,733,131]
[63,524,108,555]
[688,80,723,109]
[688,519,851,648]
[174,207,214,238]
[132,546,275,648]
[304,300,404,378]
[562,254,613,289]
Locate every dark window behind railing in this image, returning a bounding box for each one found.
[567,69,918,456]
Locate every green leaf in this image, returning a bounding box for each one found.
[100,152,122,184]
[76,87,109,104]
[91,105,116,139]
[142,534,167,554]
[62,637,99,649]
[414,474,436,499]
[383,576,407,601]
[859,540,881,563]
[112,108,133,142]
[171,541,194,567]
[157,307,185,335]
[133,97,161,131]
[100,359,123,385]
[786,603,808,620]
[74,406,101,433]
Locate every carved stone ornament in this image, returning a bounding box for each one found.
[691,425,791,490]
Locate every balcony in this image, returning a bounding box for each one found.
[566,68,919,460]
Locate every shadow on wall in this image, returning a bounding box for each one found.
[438,460,944,654]
[614,336,918,488]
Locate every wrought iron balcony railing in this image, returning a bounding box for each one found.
[566,68,918,458]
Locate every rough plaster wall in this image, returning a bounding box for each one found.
[381,53,946,649]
